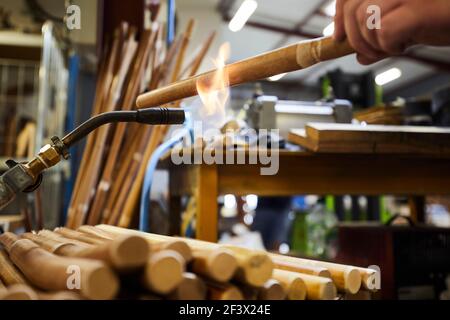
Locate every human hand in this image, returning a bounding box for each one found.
[333,0,450,64]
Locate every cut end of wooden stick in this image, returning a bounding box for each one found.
[318,269,332,278]
[82,264,119,300]
[319,280,338,300]
[359,268,379,292]
[259,279,286,300]
[286,278,307,300]
[206,249,238,283]
[272,269,307,300]
[344,268,362,294]
[143,250,184,295]
[161,240,192,263]
[241,252,274,287]
[168,272,206,300]
[208,283,244,300]
[109,234,150,270]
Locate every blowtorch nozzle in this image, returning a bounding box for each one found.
[62,107,185,147]
[135,107,185,125]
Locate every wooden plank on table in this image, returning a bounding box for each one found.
[288,129,375,153]
[289,123,450,155]
[288,129,318,151]
[305,123,450,143]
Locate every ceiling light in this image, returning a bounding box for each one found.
[228,0,258,32]
[322,0,336,17]
[375,68,402,86]
[268,73,287,81]
[323,22,335,36]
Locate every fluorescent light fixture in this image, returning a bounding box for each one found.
[323,22,335,36]
[323,0,336,17]
[268,73,287,81]
[275,104,333,115]
[375,68,402,86]
[228,0,258,32]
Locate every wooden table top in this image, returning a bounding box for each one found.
[163,147,450,196]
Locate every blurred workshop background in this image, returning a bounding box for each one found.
[1,0,450,300]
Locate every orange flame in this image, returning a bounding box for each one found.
[196,42,231,116]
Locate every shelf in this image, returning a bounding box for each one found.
[0,31,42,48]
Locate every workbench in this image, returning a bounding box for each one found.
[163,149,450,242]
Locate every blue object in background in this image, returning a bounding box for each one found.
[139,128,188,232]
[292,196,307,211]
[167,0,176,46]
[62,53,80,224]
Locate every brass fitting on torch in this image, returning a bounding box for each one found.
[24,136,69,183]
[0,137,69,209]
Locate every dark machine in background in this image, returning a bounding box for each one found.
[324,69,376,109]
[337,222,450,300]
[433,86,450,126]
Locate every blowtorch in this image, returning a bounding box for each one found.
[0,107,185,210]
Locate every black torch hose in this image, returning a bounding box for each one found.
[62,107,185,148]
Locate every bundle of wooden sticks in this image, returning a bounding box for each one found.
[66,13,215,229]
[0,225,378,300]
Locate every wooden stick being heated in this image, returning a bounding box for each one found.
[0,232,119,300]
[136,37,353,108]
